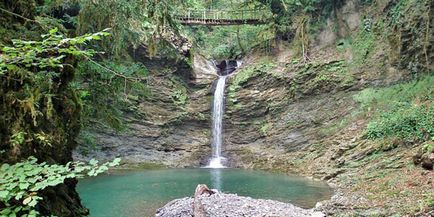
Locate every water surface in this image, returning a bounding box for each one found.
[77,168,332,217]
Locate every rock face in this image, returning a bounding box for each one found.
[75,0,432,172]
[156,192,324,217]
[191,54,218,85]
[74,50,216,167]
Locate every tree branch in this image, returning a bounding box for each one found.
[86,58,146,82]
[0,7,40,24]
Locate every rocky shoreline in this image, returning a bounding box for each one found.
[156,188,325,217]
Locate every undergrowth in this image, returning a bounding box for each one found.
[354,75,434,141]
[0,157,120,217]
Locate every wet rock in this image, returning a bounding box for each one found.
[191,54,218,85]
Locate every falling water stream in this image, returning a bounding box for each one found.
[206,75,227,168]
[206,60,243,168]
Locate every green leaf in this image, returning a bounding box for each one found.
[0,190,9,199]
[108,158,121,167]
[92,35,101,40]
[19,182,30,190]
[15,191,25,200]
[1,163,10,171]
[28,210,38,216]
[49,28,58,35]
[87,169,96,176]
[28,198,38,207]
[89,159,98,166]
[1,207,11,215]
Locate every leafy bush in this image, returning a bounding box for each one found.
[365,103,433,140]
[355,75,434,141]
[0,157,120,217]
[77,0,179,57]
[0,27,109,75]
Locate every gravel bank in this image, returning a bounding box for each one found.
[156,192,325,217]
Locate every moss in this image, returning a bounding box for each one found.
[260,123,270,136]
[117,161,166,170]
[227,60,277,106]
[292,59,355,95]
[195,112,207,121]
[170,77,189,108]
[351,26,375,66]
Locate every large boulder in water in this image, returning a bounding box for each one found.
[156,185,324,217]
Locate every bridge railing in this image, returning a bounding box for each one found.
[176,9,270,21]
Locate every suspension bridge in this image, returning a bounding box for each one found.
[176,9,270,25]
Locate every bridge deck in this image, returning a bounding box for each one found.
[177,18,265,25]
[176,9,269,25]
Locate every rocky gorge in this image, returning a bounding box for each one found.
[1,0,432,216]
[73,0,433,216]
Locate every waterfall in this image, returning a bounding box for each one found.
[206,75,227,168]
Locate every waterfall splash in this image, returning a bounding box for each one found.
[206,75,227,168]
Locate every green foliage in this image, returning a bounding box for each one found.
[0,157,120,217]
[354,75,434,110]
[424,143,433,154]
[179,0,275,59]
[172,89,188,107]
[10,132,26,147]
[76,131,97,156]
[77,0,179,57]
[252,0,345,35]
[260,123,270,135]
[183,24,274,59]
[0,28,109,156]
[364,103,433,140]
[0,27,109,75]
[167,76,189,110]
[355,75,434,141]
[74,60,149,131]
[295,60,353,90]
[389,0,411,28]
